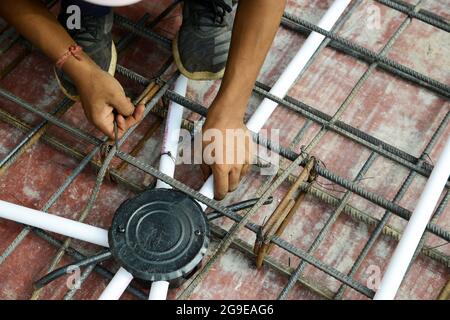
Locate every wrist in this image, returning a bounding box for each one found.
[207,105,245,125]
[208,98,247,124]
[62,52,99,87]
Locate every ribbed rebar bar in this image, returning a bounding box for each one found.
[375,0,450,32]
[0,98,73,173]
[254,81,438,180]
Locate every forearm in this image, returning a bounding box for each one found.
[0,0,96,84]
[209,0,286,122]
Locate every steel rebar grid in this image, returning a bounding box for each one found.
[277,152,378,299]
[0,0,448,300]
[0,63,447,299]
[277,0,448,299]
[0,11,153,268]
[114,150,375,298]
[1,95,448,301]
[0,96,444,298]
[160,90,450,242]
[28,13,161,300]
[281,12,450,98]
[151,66,446,294]
[163,90,450,297]
[118,59,446,191]
[249,0,362,273]
[0,76,169,298]
[254,82,438,183]
[0,97,332,299]
[0,85,377,297]
[113,13,448,188]
[114,11,450,99]
[274,4,415,295]
[0,7,179,298]
[54,76,174,299]
[1,93,448,268]
[118,67,448,282]
[334,112,450,299]
[168,1,446,294]
[4,80,446,245]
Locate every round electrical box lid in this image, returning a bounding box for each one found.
[109,188,209,282]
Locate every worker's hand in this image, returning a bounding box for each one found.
[201,109,254,200]
[73,63,144,140]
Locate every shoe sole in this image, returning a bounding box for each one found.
[172,33,225,81]
[55,41,118,102]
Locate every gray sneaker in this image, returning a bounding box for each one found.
[55,10,117,101]
[173,0,233,80]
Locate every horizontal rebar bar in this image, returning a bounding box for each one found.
[255,81,438,180]
[375,0,450,32]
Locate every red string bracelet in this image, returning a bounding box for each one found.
[56,45,83,69]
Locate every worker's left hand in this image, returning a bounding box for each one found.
[201,109,254,200]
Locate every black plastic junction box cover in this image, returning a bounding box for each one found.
[109,188,209,282]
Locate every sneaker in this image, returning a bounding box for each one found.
[173,0,233,80]
[55,10,117,101]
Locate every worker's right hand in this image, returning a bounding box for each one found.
[73,62,144,140]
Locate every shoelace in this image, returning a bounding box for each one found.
[192,0,232,27]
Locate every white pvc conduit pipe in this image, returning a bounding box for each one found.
[98,267,134,300]
[199,0,352,206]
[151,75,187,300]
[155,75,188,189]
[148,280,170,300]
[98,75,188,300]
[0,200,109,247]
[246,0,351,133]
[374,137,450,300]
[84,0,143,7]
